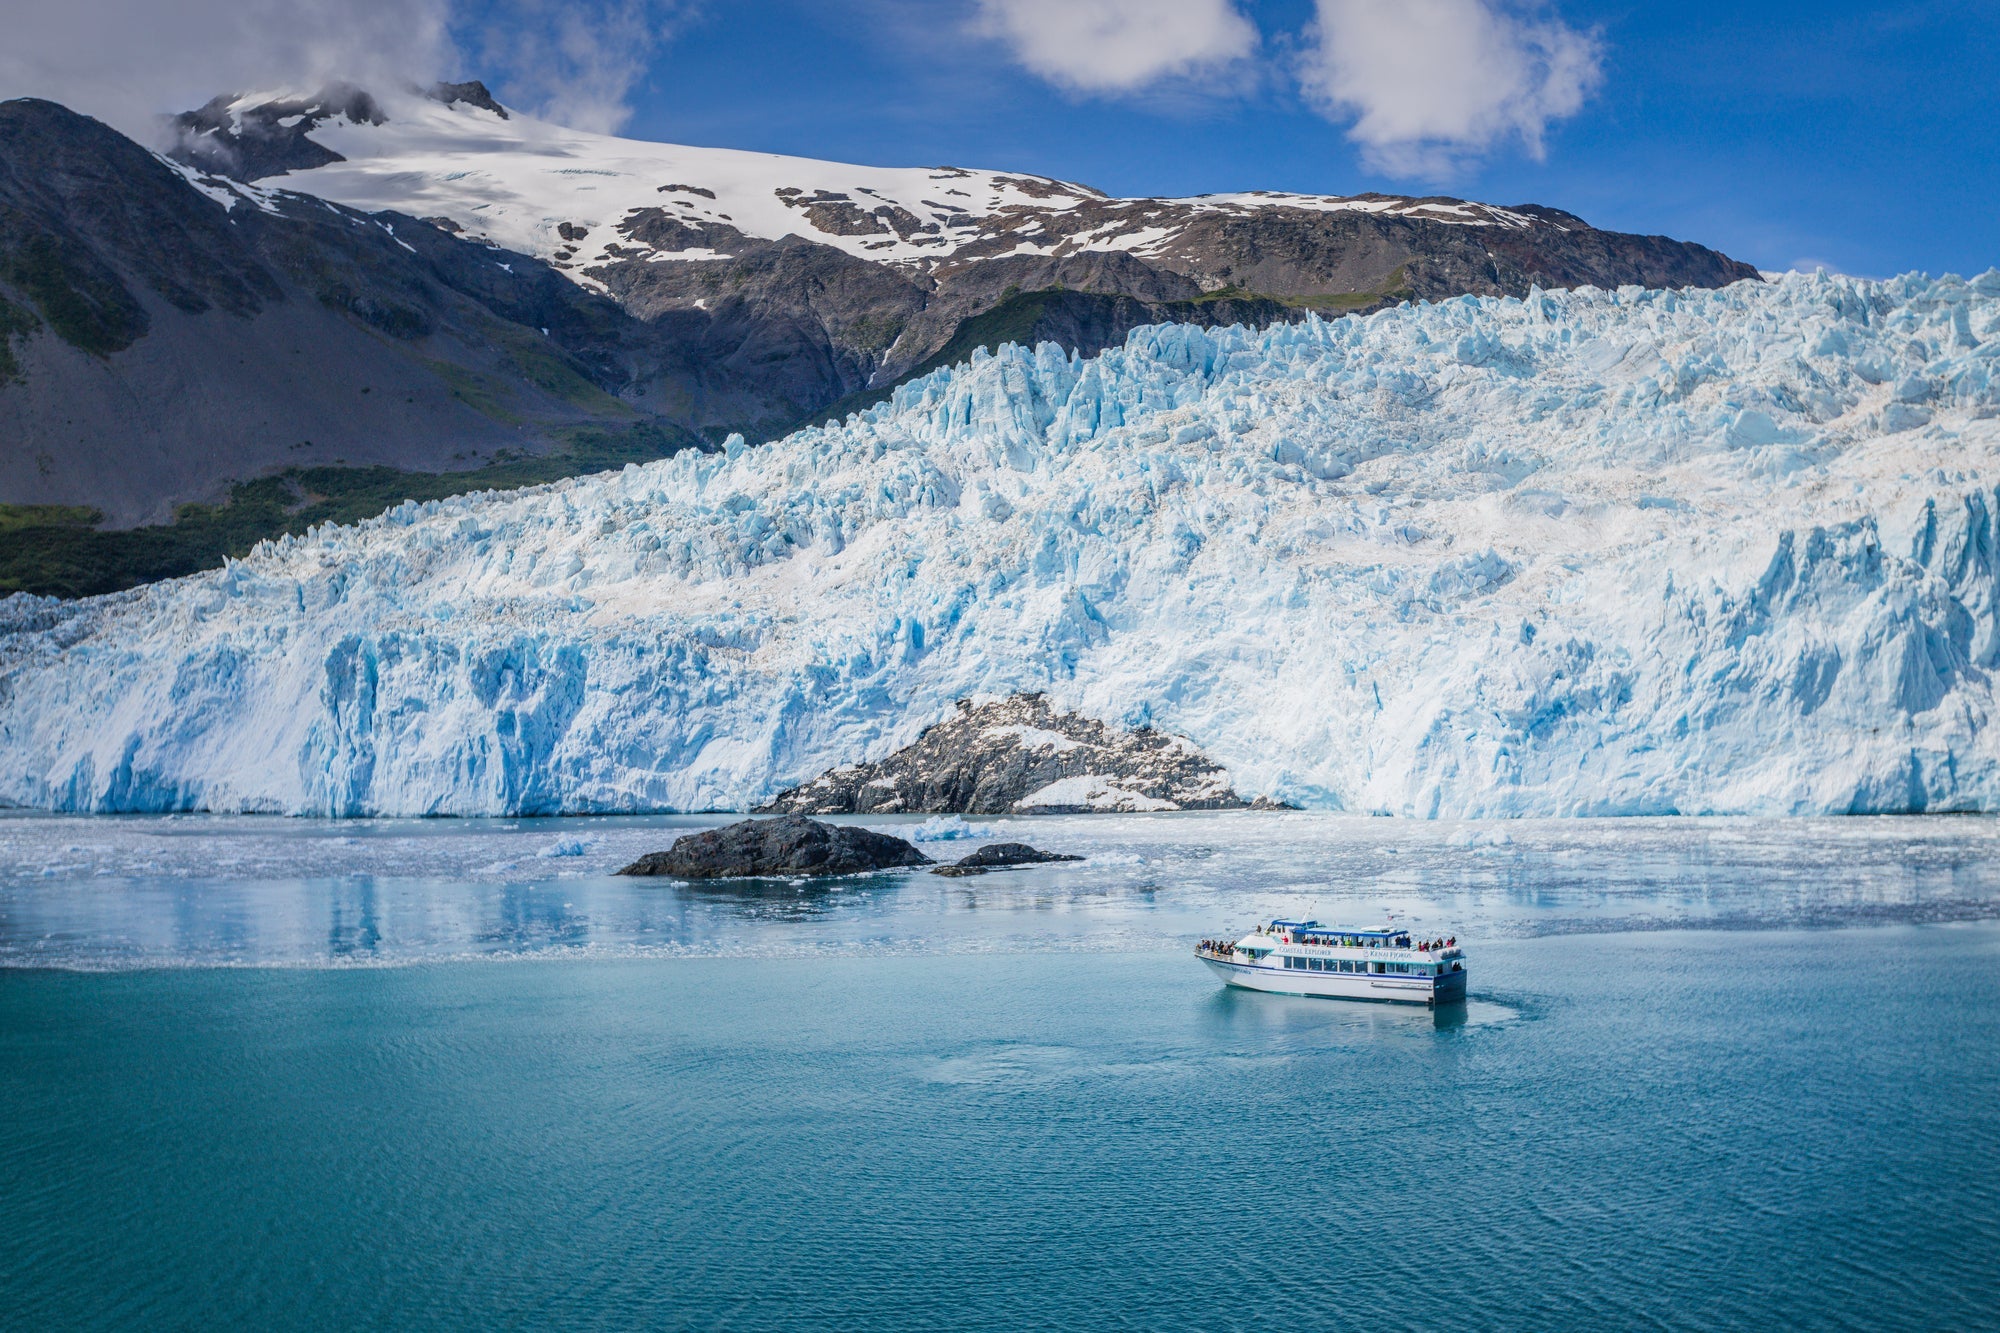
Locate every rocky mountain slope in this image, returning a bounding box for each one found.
[758,694,1252,814]
[173,83,1757,442]
[3,271,1998,817]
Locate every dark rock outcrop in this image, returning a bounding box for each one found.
[169,84,387,182]
[760,694,1250,815]
[428,81,509,119]
[931,842,1085,877]
[615,814,933,878]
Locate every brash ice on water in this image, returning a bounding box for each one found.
[3,271,2000,817]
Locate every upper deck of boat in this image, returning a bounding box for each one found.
[1235,919,1462,960]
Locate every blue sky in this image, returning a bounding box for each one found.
[466,0,2000,279]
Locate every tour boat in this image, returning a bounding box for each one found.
[1196,919,1467,1006]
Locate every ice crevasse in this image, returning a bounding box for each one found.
[6,269,2000,817]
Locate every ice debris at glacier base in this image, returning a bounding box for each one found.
[6,269,2000,818]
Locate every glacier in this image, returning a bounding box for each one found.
[6,269,2000,817]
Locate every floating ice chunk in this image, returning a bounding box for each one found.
[902,816,1002,842]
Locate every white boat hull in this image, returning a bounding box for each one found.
[1201,954,1467,1006]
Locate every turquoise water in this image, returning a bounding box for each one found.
[3,815,2000,1330]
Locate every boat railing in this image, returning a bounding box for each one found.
[1199,937,1463,960]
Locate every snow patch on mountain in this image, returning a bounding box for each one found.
[153,153,286,215]
[4,270,2000,817]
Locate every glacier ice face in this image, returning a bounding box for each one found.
[7,270,2000,817]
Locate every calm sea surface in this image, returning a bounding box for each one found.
[2,812,1998,1331]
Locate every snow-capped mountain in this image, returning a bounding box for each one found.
[174,83,1602,280]
[4,270,1998,817]
[168,82,1757,440]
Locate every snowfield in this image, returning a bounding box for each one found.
[6,270,2000,816]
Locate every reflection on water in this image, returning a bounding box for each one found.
[3,811,2000,967]
[673,873,911,920]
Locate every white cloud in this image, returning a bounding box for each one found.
[463,0,693,134]
[0,0,685,141]
[1299,0,1602,177]
[972,0,1259,95]
[0,0,454,140]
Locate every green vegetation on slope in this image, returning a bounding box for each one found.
[0,289,40,383]
[0,233,147,357]
[0,422,707,600]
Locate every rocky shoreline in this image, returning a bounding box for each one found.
[760,694,1267,815]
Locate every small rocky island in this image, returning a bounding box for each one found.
[760,693,1270,815]
[931,843,1085,878]
[617,815,932,878]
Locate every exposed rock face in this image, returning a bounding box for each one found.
[615,815,932,878]
[759,695,1249,815]
[591,201,1758,438]
[170,84,387,181]
[931,842,1085,877]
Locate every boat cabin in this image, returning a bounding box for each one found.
[1197,917,1468,1006]
[1230,919,1465,978]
